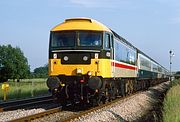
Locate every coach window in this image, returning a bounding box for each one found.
[111,35,113,48]
[104,33,110,49]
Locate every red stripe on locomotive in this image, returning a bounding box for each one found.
[111,61,137,70]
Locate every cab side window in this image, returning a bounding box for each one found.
[104,33,110,49]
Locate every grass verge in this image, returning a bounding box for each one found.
[0,79,49,101]
[163,79,180,122]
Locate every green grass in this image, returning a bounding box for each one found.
[163,79,180,122]
[0,78,50,101]
[171,78,180,86]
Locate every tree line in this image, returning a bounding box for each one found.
[0,44,48,82]
[31,64,48,78]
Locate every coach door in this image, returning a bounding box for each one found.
[111,35,115,77]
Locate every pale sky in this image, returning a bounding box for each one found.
[0,0,179,71]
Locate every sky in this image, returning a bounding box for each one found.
[0,0,180,71]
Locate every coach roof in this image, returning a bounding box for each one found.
[51,18,112,32]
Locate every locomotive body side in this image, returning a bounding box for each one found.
[112,36,138,78]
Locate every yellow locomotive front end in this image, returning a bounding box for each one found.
[48,18,112,77]
[47,18,113,105]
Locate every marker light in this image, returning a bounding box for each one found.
[53,53,57,59]
[95,89,99,93]
[83,56,88,61]
[77,68,82,74]
[60,83,65,87]
[87,71,92,76]
[64,56,69,61]
[80,79,85,83]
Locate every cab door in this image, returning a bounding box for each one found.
[104,33,114,77]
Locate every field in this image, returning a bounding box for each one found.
[0,79,49,102]
[163,79,180,122]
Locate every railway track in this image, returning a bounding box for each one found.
[0,95,53,112]
[61,94,138,122]
[3,82,170,122]
[9,107,62,122]
[9,92,140,122]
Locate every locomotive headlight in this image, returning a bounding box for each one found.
[53,53,57,59]
[83,56,88,61]
[77,68,82,74]
[87,71,92,76]
[64,56,69,61]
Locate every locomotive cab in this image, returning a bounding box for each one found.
[48,30,113,77]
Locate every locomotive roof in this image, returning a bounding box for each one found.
[51,17,112,32]
[111,30,137,50]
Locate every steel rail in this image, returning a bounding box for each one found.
[6,92,140,122]
[5,82,168,121]
[63,81,169,121]
[61,92,141,122]
[9,107,62,122]
[0,95,53,112]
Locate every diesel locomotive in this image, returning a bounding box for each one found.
[47,18,169,106]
